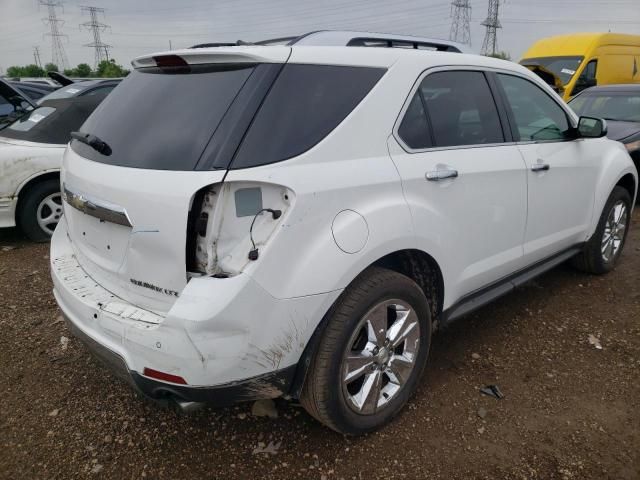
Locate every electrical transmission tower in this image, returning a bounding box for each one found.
[481,0,502,55]
[80,6,112,69]
[33,46,43,68]
[449,0,472,46]
[40,0,69,70]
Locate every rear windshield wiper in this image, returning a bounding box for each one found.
[70,131,112,156]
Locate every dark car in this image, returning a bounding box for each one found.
[36,79,121,105]
[569,84,640,170]
[0,79,39,127]
[9,81,57,101]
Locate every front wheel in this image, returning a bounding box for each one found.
[300,267,431,435]
[573,186,632,274]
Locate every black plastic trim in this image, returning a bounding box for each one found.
[196,63,285,171]
[130,366,297,407]
[442,245,583,324]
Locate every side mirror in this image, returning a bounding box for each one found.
[577,116,608,138]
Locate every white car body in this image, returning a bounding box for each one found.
[0,137,62,228]
[51,44,637,426]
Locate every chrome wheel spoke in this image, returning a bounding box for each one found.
[387,307,419,349]
[614,203,625,224]
[344,353,375,383]
[366,307,388,347]
[386,354,413,386]
[358,370,383,414]
[601,201,627,262]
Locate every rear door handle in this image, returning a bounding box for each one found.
[426,169,459,181]
[531,163,550,172]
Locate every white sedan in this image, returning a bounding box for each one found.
[0,93,107,241]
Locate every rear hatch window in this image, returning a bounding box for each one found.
[72,61,385,172]
[228,64,385,169]
[71,64,256,170]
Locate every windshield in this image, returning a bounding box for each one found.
[569,92,640,122]
[520,56,584,85]
[71,64,255,170]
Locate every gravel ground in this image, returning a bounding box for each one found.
[1,213,639,480]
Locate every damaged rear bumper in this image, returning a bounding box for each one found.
[63,313,296,409]
[50,218,340,407]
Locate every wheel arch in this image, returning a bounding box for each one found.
[289,247,445,399]
[16,169,60,198]
[616,172,637,205]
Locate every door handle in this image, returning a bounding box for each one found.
[531,163,550,172]
[426,169,458,181]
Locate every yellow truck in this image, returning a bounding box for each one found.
[520,33,640,101]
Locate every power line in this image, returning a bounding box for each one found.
[80,5,112,69]
[449,0,471,46]
[481,0,502,55]
[40,0,69,69]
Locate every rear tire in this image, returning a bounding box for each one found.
[300,267,431,435]
[572,186,631,274]
[17,178,62,242]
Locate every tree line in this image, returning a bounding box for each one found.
[6,59,129,79]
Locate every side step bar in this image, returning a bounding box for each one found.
[442,246,583,325]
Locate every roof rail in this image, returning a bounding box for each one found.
[189,30,473,54]
[287,30,472,53]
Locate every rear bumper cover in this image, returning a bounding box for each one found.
[64,312,296,407]
[51,218,340,406]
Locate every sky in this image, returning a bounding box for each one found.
[1,0,639,73]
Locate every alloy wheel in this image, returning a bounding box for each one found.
[341,299,420,415]
[36,192,63,237]
[601,200,627,263]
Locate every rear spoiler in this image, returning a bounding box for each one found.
[132,47,291,69]
[48,71,75,86]
[0,78,37,110]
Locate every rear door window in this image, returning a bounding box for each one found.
[418,71,505,148]
[71,65,256,170]
[397,92,432,149]
[230,64,385,169]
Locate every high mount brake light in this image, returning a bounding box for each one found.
[153,55,189,68]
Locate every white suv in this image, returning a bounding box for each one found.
[51,38,637,435]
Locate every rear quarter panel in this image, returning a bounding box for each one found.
[0,140,63,197]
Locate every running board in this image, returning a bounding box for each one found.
[442,246,583,325]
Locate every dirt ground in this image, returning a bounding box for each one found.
[1,213,639,480]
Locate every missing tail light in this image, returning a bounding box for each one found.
[186,182,293,277]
